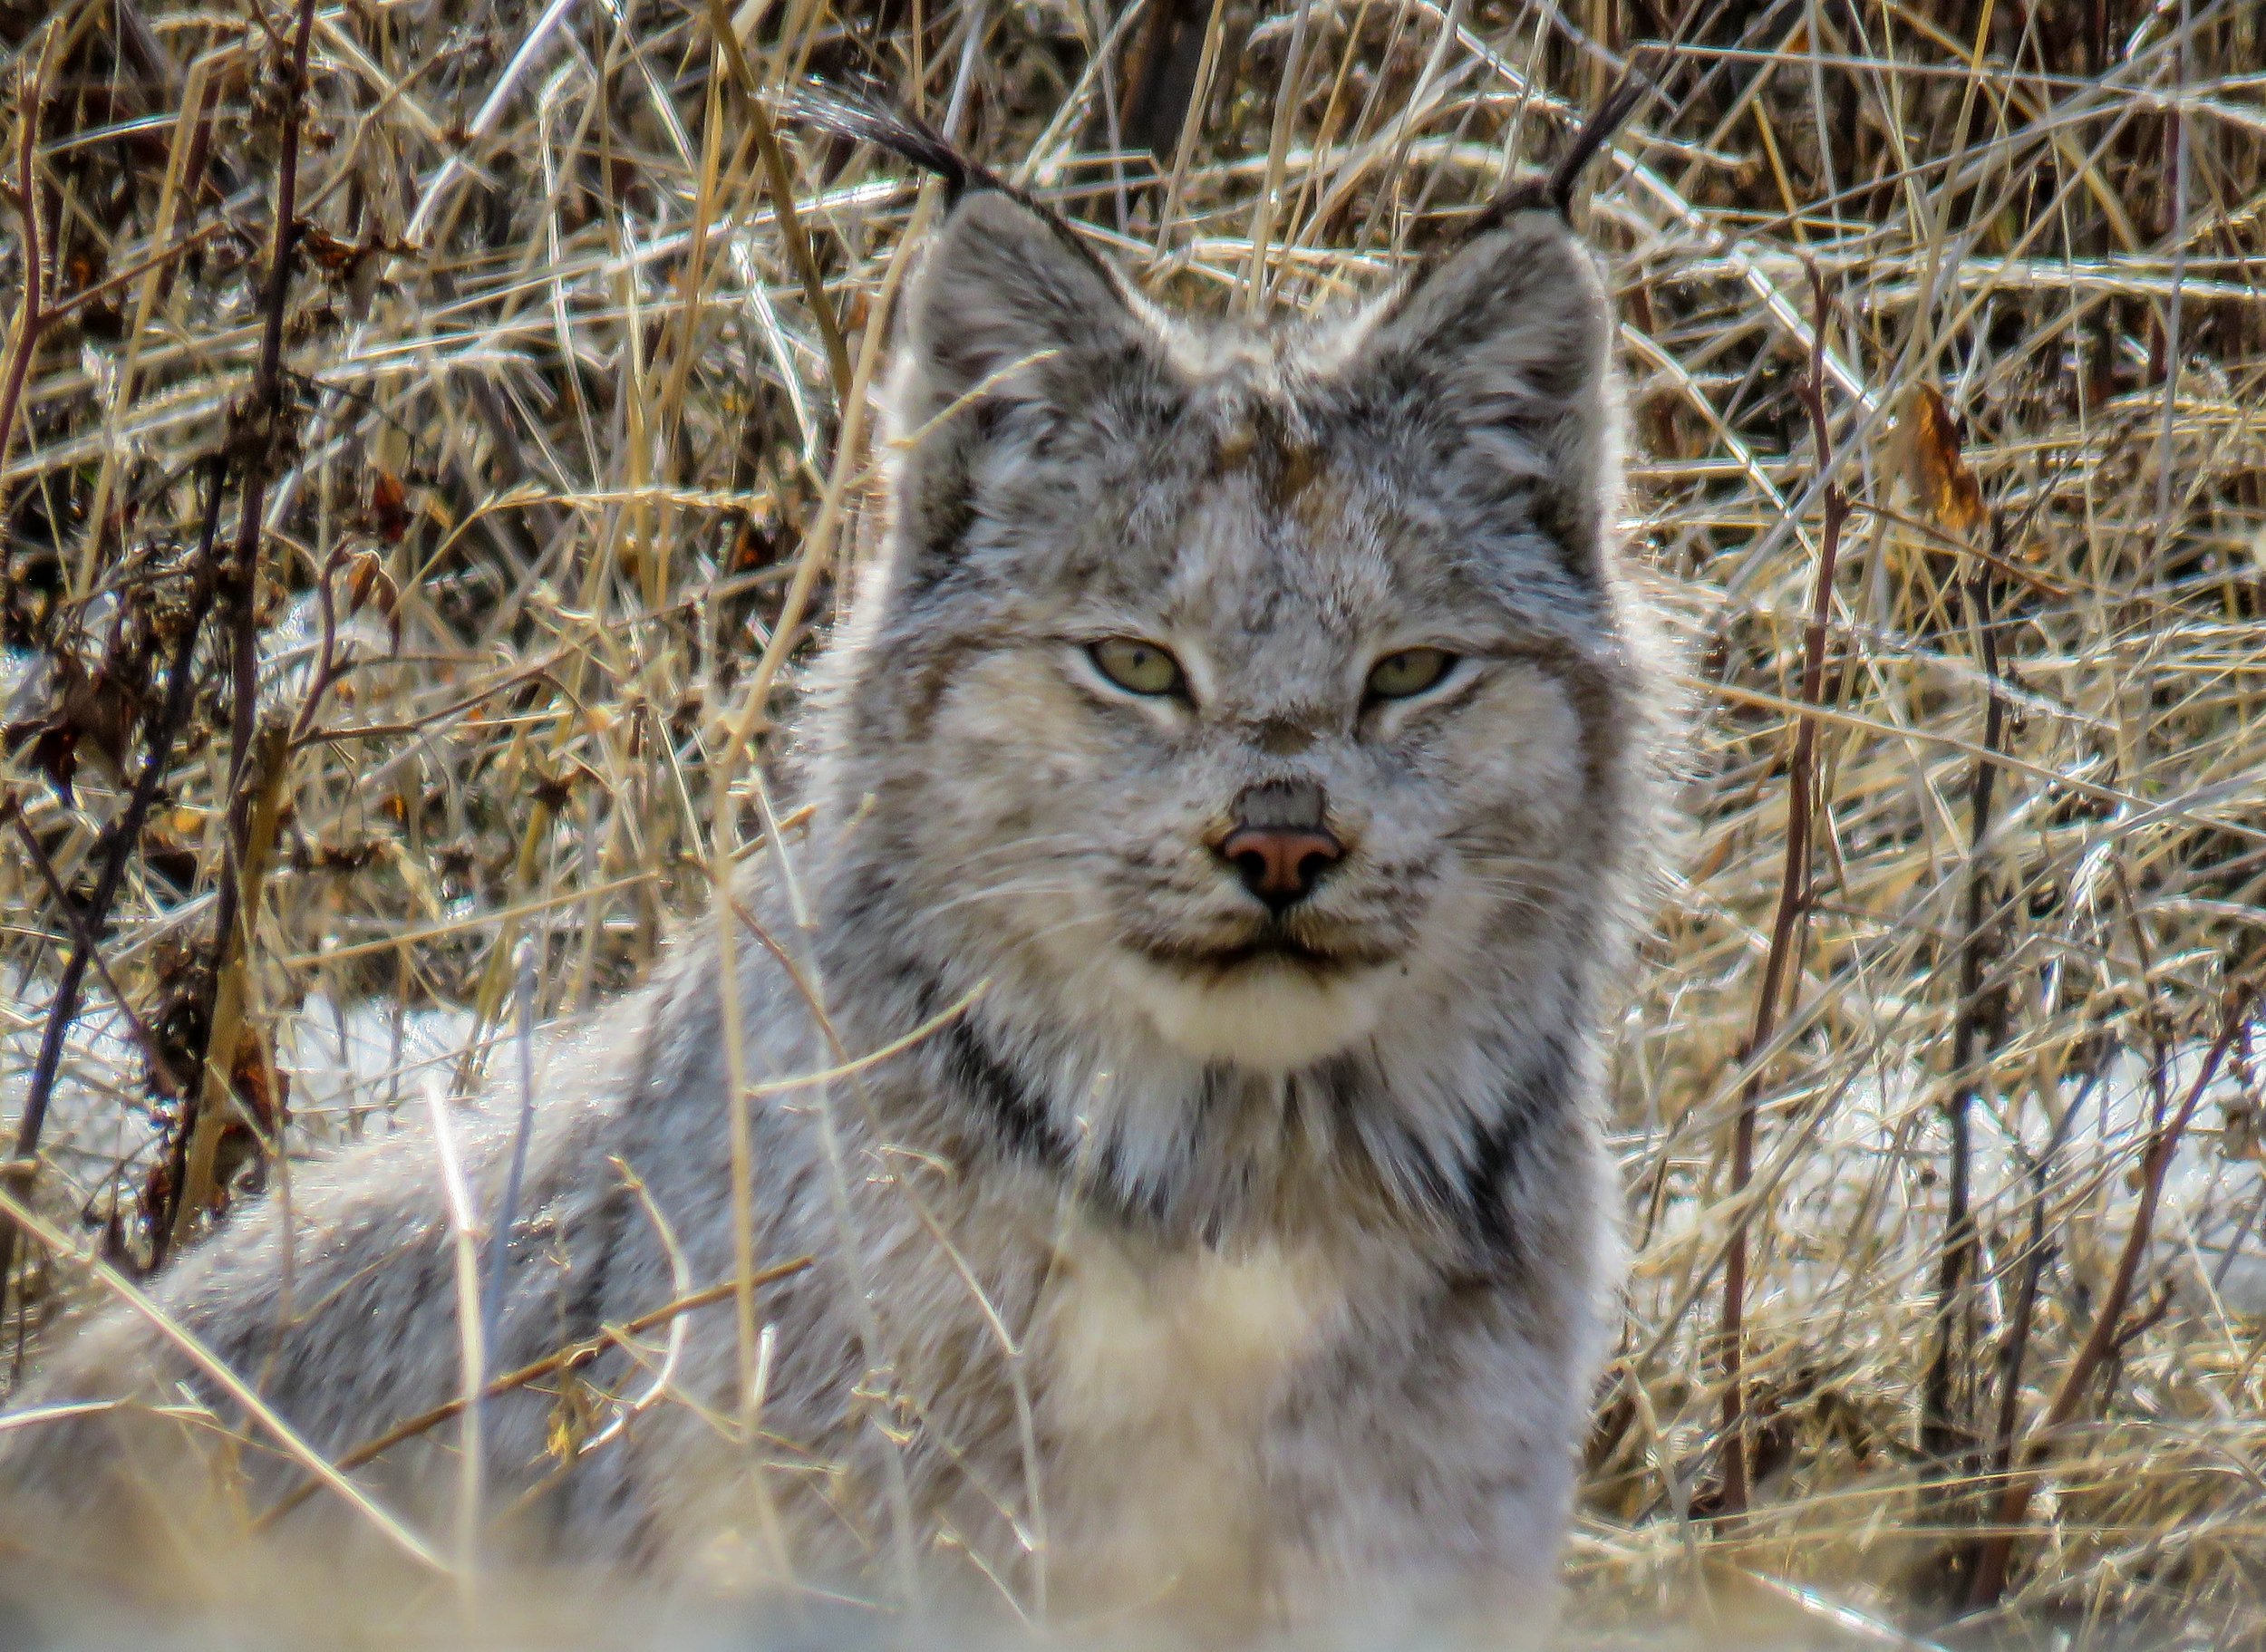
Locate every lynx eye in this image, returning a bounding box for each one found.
[1089,637,1187,699]
[1364,647,1457,701]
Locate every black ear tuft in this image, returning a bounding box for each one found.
[893,192,1158,430]
[1540,66,1651,217]
[1462,36,1661,238]
[779,82,1097,260]
[780,82,1130,353]
[777,82,1002,204]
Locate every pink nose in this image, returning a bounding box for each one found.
[1219,825,1342,913]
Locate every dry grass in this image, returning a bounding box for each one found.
[2,0,2263,1642]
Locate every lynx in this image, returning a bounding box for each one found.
[3,104,1670,1638]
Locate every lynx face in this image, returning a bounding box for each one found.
[829,192,1641,1074]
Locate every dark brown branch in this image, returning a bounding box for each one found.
[1713,260,1846,1521]
[1966,986,2262,1608]
[0,457,227,1306]
[164,0,324,1247]
[1918,519,2015,1469]
[6,809,183,1098]
[1983,1161,2048,1484]
[1911,523,2019,1605]
[1971,1065,2100,1578]
[286,545,366,746]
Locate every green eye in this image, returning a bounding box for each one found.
[1365,647,1457,700]
[1089,637,1187,698]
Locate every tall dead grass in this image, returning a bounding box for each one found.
[1,0,2262,1642]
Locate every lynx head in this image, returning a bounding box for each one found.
[814,188,1660,1077]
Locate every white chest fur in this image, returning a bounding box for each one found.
[1027,1222,1351,1606]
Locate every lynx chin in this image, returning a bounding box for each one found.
[4,160,1673,1638]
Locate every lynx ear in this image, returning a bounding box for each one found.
[891,190,1158,433]
[886,191,1169,586]
[1349,210,1620,578]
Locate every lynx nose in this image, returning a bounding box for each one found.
[1218,782,1342,914]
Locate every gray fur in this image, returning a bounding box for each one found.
[1,192,1671,1636]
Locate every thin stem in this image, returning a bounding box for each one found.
[0,26,58,496]
[1715,259,1846,1521]
[0,459,226,1306]
[166,0,322,1243]
[1967,986,2262,1608]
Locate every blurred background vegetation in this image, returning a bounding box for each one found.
[0,0,2262,1642]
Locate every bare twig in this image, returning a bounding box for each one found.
[1711,260,1848,1522]
[167,0,323,1244]
[251,1257,815,1531]
[1915,517,2015,1567]
[1967,985,2263,1608]
[5,807,182,1097]
[284,546,364,748]
[701,0,853,411]
[0,458,226,1306]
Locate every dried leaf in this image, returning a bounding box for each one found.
[6,658,147,803]
[23,722,80,804]
[298,221,363,273]
[1900,382,1985,539]
[341,546,404,656]
[547,1368,601,1462]
[228,1023,290,1136]
[344,546,397,613]
[366,469,412,542]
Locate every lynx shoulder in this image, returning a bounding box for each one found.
[2,137,1672,1638]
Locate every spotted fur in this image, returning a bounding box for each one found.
[4,185,1673,1639]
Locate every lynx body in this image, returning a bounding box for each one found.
[4,185,1668,1635]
